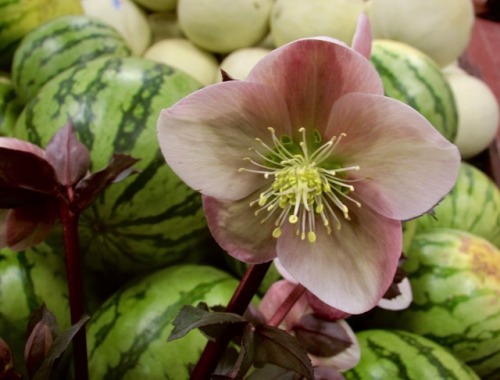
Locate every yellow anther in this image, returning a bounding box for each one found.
[272,227,282,238]
[289,215,299,224]
[307,231,317,243]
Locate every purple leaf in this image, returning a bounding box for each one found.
[246,364,303,380]
[0,148,59,196]
[168,304,247,342]
[254,325,313,380]
[45,124,90,187]
[292,314,352,358]
[0,338,22,380]
[218,324,255,380]
[73,154,140,211]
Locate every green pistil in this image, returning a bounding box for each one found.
[240,127,362,243]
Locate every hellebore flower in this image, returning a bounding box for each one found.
[157,33,460,314]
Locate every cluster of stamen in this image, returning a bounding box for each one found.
[239,127,362,243]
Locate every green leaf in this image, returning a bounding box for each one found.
[254,325,313,380]
[168,304,247,342]
[45,123,90,187]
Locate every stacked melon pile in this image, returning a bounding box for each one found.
[0,0,499,379]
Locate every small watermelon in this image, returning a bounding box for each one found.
[414,162,500,248]
[0,74,22,135]
[371,229,500,378]
[344,329,479,379]
[13,56,209,277]
[0,243,70,375]
[12,14,131,104]
[0,0,83,68]
[86,264,240,379]
[370,39,458,142]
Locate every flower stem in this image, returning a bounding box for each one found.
[59,200,88,380]
[268,283,307,328]
[189,261,272,380]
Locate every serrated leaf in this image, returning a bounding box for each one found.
[32,314,90,380]
[73,154,140,211]
[254,325,313,380]
[292,314,352,357]
[219,324,255,380]
[168,304,247,342]
[44,124,90,187]
[0,148,59,198]
[246,364,303,380]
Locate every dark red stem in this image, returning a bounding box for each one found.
[267,283,306,328]
[189,261,272,379]
[59,198,88,380]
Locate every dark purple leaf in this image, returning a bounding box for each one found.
[0,148,59,196]
[0,338,22,380]
[32,314,89,380]
[44,124,90,187]
[25,305,59,341]
[220,69,236,82]
[292,314,352,358]
[382,258,408,300]
[218,324,255,380]
[0,188,52,209]
[168,304,247,342]
[254,325,313,380]
[73,154,140,211]
[246,364,303,380]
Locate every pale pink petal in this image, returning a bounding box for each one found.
[6,203,57,251]
[277,204,402,314]
[0,137,45,158]
[351,13,372,59]
[310,319,360,371]
[259,280,311,330]
[203,194,277,264]
[246,39,383,134]
[377,277,413,310]
[325,93,460,220]
[157,80,292,201]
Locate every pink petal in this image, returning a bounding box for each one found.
[203,194,277,264]
[325,93,460,220]
[0,137,45,158]
[157,81,292,201]
[246,38,383,134]
[351,13,372,59]
[277,204,402,314]
[6,203,57,251]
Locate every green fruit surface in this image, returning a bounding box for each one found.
[0,75,22,135]
[0,243,70,374]
[415,162,500,247]
[373,229,500,378]
[370,39,458,142]
[0,0,83,68]
[86,264,239,379]
[344,329,479,379]
[14,56,208,276]
[12,14,131,104]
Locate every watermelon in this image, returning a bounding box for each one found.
[86,264,240,379]
[371,229,500,378]
[0,0,83,68]
[13,56,209,277]
[0,74,22,135]
[0,242,71,376]
[414,162,500,248]
[344,329,479,379]
[370,39,458,142]
[11,15,131,104]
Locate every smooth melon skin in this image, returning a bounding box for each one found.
[0,75,23,136]
[86,264,240,379]
[371,229,500,378]
[0,0,83,68]
[344,330,480,379]
[12,15,131,104]
[13,57,209,277]
[414,162,500,248]
[370,39,458,142]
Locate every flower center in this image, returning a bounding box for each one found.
[240,127,362,243]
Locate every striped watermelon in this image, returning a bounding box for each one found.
[370,39,458,142]
[0,242,71,376]
[0,0,83,68]
[371,229,500,378]
[344,329,480,379]
[0,74,22,135]
[86,264,240,379]
[13,56,209,277]
[11,15,131,104]
[414,162,500,248]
